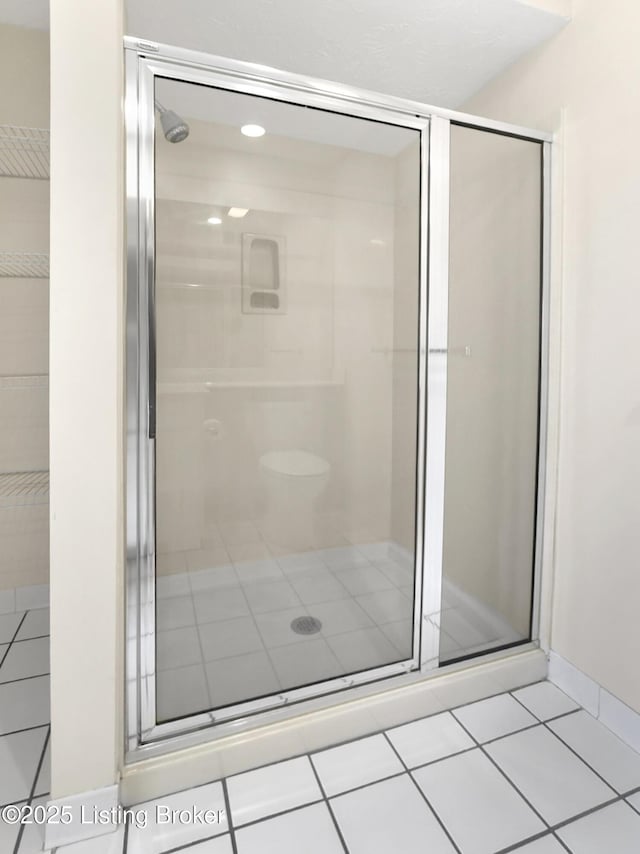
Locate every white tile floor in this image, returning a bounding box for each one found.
[0,607,51,854]
[155,537,524,721]
[2,666,640,853]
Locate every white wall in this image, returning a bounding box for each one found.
[464,0,640,712]
[49,0,124,797]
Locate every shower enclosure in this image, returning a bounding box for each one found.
[125,39,550,754]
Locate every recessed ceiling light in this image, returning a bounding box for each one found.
[228,207,249,218]
[241,124,265,138]
[207,216,222,225]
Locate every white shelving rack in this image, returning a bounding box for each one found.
[0,125,51,585]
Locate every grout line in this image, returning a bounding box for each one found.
[0,612,28,670]
[0,672,51,687]
[494,829,556,853]
[452,714,552,832]
[541,719,620,795]
[122,818,129,854]
[221,776,238,854]
[0,722,50,740]
[307,754,349,853]
[381,730,463,854]
[13,724,50,854]
[226,796,326,832]
[551,832,573,852]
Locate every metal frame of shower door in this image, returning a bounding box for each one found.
[125,37,552,760]
[125,43,436,753]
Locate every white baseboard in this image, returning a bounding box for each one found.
[548,650,640,753]
[0,583,49,614]
[44,784,120,850]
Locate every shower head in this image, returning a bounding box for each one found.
[155,101,190,143]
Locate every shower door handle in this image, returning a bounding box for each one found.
[148,282,157,439]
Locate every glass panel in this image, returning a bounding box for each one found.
[440,124,542,662]
[153,78,422,722]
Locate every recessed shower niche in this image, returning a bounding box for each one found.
[126,43,549,750]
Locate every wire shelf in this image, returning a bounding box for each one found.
[0,252,49,279]
[0,470,49,507]
[0,125,50,179]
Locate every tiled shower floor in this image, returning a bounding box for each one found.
[155,537,522,721]
[3,680,638,853]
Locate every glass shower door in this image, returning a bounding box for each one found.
[151,78,424,723]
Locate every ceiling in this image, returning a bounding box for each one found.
[0,0,569,109]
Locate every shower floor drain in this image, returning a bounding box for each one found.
[291,615,322,635]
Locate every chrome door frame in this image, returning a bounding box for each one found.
[125,36,552,760]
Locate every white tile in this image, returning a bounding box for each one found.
[235,802,343,854]
[332,565,393,596]
[15,609,49,640]
[356,588,413,624]
[0,643,7,661]
[227,756,321,826]
[198,617,263,661]
[254,607,312,648]
[387,712,474,769]
[0,726,47,804]
[15,585,49,612]
[599,687,640,755]
[379,620,413,657]
[186,548,233,573]
[54,825,125,854]
[438,609,491,649]
[193,588,249,625]
[548,710,640,793]
[374,559,414,587]
[189,564,238,593]
[156,595,196,631]
[320,546,370,571]
[515,835,568,853]
[0,588,16,615]
[243,580,302,614]
[486,725,615,825]
[327,626,400,672]
[276,552,326,576]
[34,738,50,796]
[234,558,284,585]
[452,693,537,743]
[128,781,227,853]
[269,638,342,689]
[356,541,392,562]
[287,567,350,604]
[0,676,50,735]
[513,681,579,721]
[156,627,202,670]
[156,550,187,576]
[312,598,373,635]
[168,837,232,854]
[557,801,640,854]
[312,733,403,796]
[0,808,19,854]
[205,651,279,709]
[156,664,209,722]
[0,637,50,683]
[0,612,24,643]
[17,796,51,854]
[627,791,640,812]
[413,748,544,854]
[331,773,456,854]
[156,573,191,600]
[548,651,600,716]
